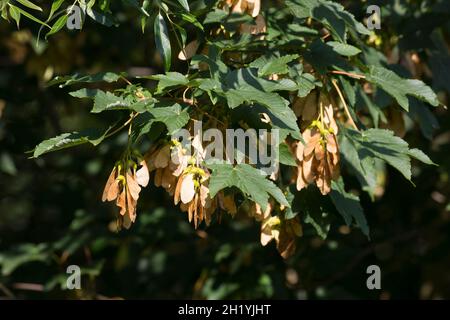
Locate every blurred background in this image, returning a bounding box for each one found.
[0,0,450,299]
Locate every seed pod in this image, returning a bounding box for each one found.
[180,173,196,204]
[178,40,200,61]
[301,91,318,121]
[102,167,118,202]
[136,160,150,187]
[154,145,171,168]
[126,172,141,201]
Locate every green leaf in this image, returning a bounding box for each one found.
[286,0,369,42]
[86,8,115,26]
[408,99,439,140]
[408,149,436,165]
[0,244,49,276]
[154,12,171,71]
[147,72,189,94]
[16,0,42,11]
[203,8,228,24]
[327,41,361,56]
[207,163,289,211]
[48,72,124,87]
[292,185,332,239]
[135,103,190,136]
[343,128,433,181]
[46,14,68,38]
[148,103,189,134]
[33,129,109,158]
[92,91,129,113]
[176,0,189,12]
[179,13,203,30]
[7,4,50,27]
[8,5,21,28]
[48,0,66,21]
[283,188,297,219]
[296,73,317,97]
[339,132,378,200]
[69,88,100,98]
[278,143,297,167]
[122,0,150,17]
[91,91,154,113]
[225,87,299,132]
[366,66,440,111]
[250,54,300,77]
[330,179,369,237]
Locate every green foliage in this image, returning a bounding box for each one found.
[25,0,440,242]
[208,163,289,211]
[1,0,449,299]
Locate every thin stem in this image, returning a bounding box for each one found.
[164,11,192,74]
[331,70,366,79]
[121,76,132,86]
[331,79,359,131]
[104,114,136,140]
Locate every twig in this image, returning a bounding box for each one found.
[0,283,14,298]
[120,76,133,86]
[12,283,44,292]
[104,114,136,139]
[331,79,359,131]
[331,70,366,79]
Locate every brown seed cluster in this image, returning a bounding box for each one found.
[260,214,302,259]
[292,90,341,195]
[245,201,302,259]
[225,0,261,17]
[102,159,149,229]
[101,140,303,258]
[146,142,237,228]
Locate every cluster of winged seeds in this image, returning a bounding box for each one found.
[292,90,341,195]
[100,3,346,259]
[102,158,149,229]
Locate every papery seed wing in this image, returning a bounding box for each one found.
[302,128,312,144]
[314,143,325,160]
[326,134,338,154]
[193,194,199,228]
[116,191,127,216]
[296,141,305,162]
[178,40,200,61]
[180,173,196,204]
[278,238,296,259]
[302,91,318,121]
[200,185,209,207]
[232,0,246,13]
[260,225,274,246]
[188,201,194,222]
[296,165,307,191]
[136,160,150,187]
[106,179,120,202]
[174,174,184,205]
[302,153,315,182]
[154,145,170,168]
[126,172,141,200]
[102,167,117,201]
[247,0,260,17]
[122,213,132,229]
[303,132,320,157]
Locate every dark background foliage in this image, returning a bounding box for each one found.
[0,0,449,299]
